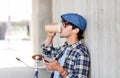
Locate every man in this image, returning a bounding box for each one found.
[41,13,90,78]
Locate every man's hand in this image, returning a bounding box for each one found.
[44,23,57,46]
[47,32,56,39]
[44,59,61,71]
[44,59,67,78]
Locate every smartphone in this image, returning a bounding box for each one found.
[44,59,49,63]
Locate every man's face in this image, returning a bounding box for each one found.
[60,22,73,38]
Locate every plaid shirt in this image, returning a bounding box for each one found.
[41,41,90,78]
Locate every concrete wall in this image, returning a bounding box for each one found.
[31,0,52,77]
[31,0,52,54]
[115,0,120,77]
[52,0,120,78]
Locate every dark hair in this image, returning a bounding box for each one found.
[70,23,84,40]
[62,19,84,40]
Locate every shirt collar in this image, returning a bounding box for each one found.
[66,41,81,51]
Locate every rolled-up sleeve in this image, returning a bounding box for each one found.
[41,43,59,58]
[41,43,54,57]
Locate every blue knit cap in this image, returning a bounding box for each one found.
[61,13,87,31]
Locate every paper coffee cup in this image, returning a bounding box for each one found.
[45,24,61,33]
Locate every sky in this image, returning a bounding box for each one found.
[0,0,31,22]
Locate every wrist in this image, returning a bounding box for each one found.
[58,67,67,78]
[44,36,53,46]
[47,36,54,39]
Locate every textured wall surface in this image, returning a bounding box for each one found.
[52,0,120,78]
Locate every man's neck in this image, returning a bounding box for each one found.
[66,36,79,45]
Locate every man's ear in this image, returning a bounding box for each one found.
[73,28,79,33]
